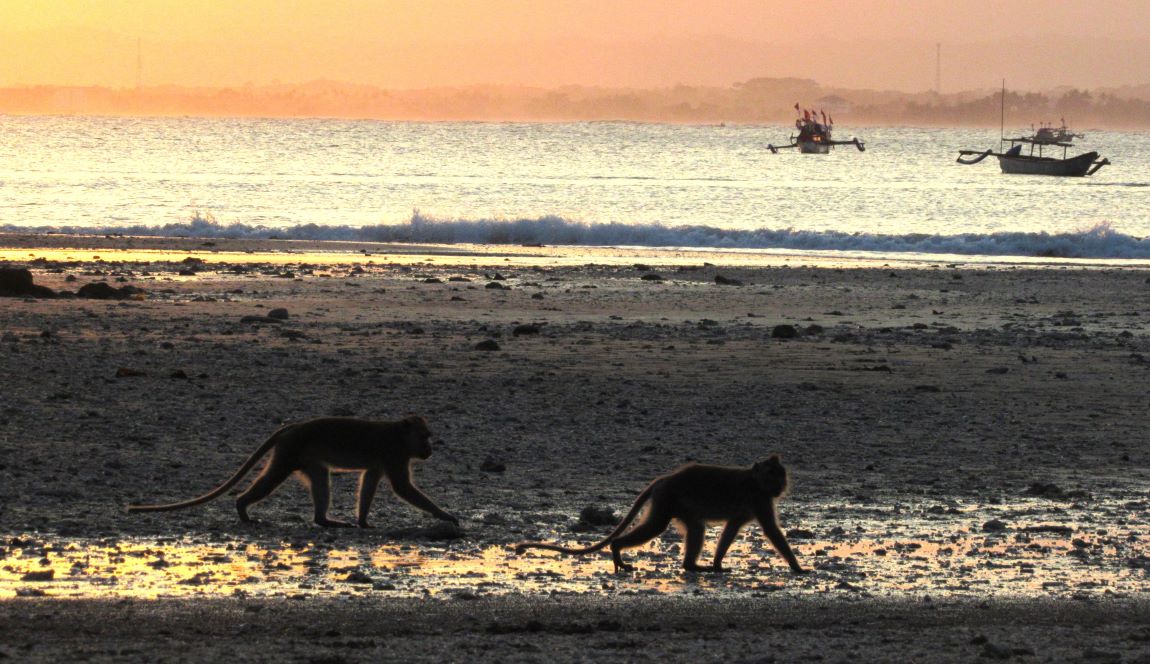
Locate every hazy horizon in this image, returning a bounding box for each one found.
[3,1,1150,93]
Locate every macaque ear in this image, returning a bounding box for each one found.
[767,454,782,465]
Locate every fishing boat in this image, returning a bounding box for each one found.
[1031,120,1083,145]
[956,84,1108,176]
[769,105,865,154]
[957,142,1108,176]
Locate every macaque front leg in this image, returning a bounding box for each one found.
[356,469,384,528]
[390,478,460,525]
[755,508,804,574]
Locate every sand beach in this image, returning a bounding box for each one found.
[1,233,1148,662]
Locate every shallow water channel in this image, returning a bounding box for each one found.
[3,503,1146,601]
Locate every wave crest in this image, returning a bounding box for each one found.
[5,213,1148,260]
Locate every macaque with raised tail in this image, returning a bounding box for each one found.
[516,456,804,574]
[127,415,459,528]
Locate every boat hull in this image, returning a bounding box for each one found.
[997,151,1100,176]
[799,141,830,154]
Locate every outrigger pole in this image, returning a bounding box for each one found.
[767,137,865,153]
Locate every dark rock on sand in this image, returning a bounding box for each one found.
[267,308,290,320]
[486,282,506,290]
[480,456,507,473]
[475,339,501,351]
[77,282,143,300]
[578,505,618,527]
[20,570,54,581]
[1023,482,1066,499]
[982,519,1009,532]
[0,268,55,298]
[342,570,374,584]
[714,274,743,286]
[513,324,542,336]
[240,315,283,325]
[640,273,665,282]
[771,324,799,339]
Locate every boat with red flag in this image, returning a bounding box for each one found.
[769,104,865,154]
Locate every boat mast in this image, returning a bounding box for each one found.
[999,79,1005,153]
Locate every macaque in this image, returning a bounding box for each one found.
[516,456,803,574]
[127,415,459,528]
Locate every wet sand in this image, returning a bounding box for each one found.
[1,233,1149,661]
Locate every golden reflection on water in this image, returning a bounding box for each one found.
[1,524,1146,601]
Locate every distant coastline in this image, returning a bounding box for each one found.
[4,77,1150,128]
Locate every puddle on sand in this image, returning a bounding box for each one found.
[1,522,1147,601]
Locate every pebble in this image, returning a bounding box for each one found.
[480,456,507,472]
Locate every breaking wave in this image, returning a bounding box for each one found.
[6,212,1150,260]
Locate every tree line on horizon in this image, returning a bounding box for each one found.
[3,78,1150,128]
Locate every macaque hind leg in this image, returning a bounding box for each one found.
[712,520,746,572]
[302,464,353,528]
[234,457,295,522]
[681,519,708,571]
[356,469,384,528]
[608,511,673,573]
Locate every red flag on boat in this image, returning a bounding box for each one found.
[820,110,827,123]
[803,109,810,121]
[794,102,800,113]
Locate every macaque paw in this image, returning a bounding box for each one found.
[316,518,355,528]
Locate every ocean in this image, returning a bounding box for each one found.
[2,115,1149,261]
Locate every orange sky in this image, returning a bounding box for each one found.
[2,0,1149,92]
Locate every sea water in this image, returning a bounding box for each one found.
[2,115,1149,261]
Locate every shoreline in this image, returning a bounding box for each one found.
[3,231,1150,271]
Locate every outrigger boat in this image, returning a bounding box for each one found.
[1031,119,1083,145]
[769,104,865,154]
[957,141,1109,176]
[957,84,1108,176]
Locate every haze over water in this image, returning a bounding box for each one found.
[3,115,1150,261]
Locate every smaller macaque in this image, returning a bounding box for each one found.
[127,415,458,528]
[516,456,803,574]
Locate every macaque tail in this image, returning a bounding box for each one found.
[125,432,282,514]
[515,484,654,555]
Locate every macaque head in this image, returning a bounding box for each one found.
[751,455,789,497]
[401,415,434,460]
